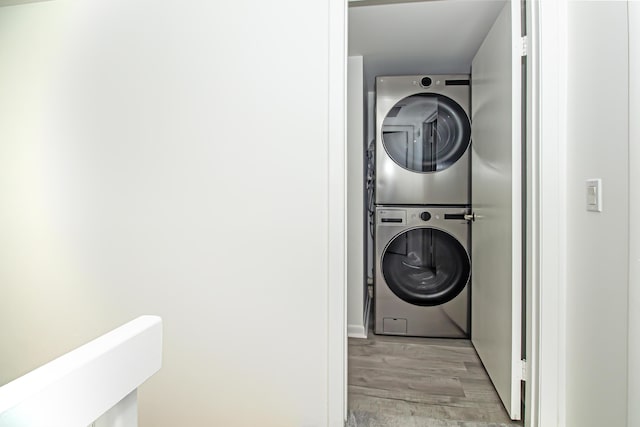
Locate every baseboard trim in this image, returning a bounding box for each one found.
[347,324,366,338]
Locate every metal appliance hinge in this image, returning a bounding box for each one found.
[520,359,527,381]
[521,35,528,57]
[464,212,475,222]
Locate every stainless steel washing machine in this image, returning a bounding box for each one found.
[375,206,470,337]
[375,75,471,205]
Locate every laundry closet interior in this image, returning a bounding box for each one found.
[346,0,527,423]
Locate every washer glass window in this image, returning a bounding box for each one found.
[382,227,470,306]
[381,93,471,173]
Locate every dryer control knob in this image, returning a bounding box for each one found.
[420,212,431,221]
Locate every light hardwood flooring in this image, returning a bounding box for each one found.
[347,330,523,427]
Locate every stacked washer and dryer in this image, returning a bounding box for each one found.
[374,75,473,338]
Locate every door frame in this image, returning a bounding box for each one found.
[629,2,640,424]
[327,1,567,426]
[327,0,348,424]
[526,1,567,426]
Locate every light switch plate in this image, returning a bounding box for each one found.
[586,179,602,212]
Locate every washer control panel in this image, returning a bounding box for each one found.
[377,207,470,228]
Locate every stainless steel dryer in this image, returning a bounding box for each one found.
[375,75,471,205]
[375,206,470,337]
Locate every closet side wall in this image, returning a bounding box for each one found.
[347,55,367,337]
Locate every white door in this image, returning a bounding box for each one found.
[470,0,523,420]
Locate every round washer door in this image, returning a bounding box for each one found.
[381,93,471,173]
[382,227,470,306]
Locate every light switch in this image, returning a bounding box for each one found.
[586,179,602,212]
[587,186,597,205]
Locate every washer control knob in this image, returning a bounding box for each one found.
[420,212,431,221]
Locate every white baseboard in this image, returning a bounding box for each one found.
[347,324,367,338]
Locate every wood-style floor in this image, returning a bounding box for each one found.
[347,328,524,427]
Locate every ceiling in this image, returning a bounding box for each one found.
[349,0,507,90]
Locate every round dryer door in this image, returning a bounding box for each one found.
[381,93,471,173]
[382,227,470,306]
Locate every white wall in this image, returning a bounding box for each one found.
[0,1,342,426]
[564,2,629,426]
[628,2,640,425]
[347,56,367,338]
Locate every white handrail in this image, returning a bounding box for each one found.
[0,316,162,427]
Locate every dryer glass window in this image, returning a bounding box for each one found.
[381,94,471,173]
[382,227,470,306]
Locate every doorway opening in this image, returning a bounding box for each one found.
[345,0,528,425]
